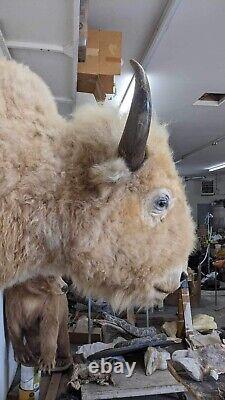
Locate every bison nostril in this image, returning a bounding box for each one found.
[62,285,68,293]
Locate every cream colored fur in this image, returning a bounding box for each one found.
[0,59,195,311]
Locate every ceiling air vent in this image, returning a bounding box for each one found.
[201,180,214,196]
[194,92,225,107]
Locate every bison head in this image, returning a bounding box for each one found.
[69,60,195,311]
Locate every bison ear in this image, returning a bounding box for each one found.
[89,158,131,186]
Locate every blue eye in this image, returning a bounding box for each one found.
[154,194,170,211]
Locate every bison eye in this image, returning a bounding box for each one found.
[142,189,173,222]
[154,194,170,212]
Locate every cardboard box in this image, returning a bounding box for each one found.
[77,29,121,100]
[78,29,122,75]
[99,30,121,75]
[77,74,115,101]
[78,30,99,74]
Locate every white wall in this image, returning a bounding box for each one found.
[185,174,225,221]
[0,292,17,399]
[0,53,17,399]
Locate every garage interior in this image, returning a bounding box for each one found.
[1,1,225,399]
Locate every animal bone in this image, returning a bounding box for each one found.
[69,363,114,390]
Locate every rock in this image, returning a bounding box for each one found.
[197,344,225,375]
[190,331,221,347]
[172,349,203,381]
[162,321,177,338]
[144,347,170,376]
[76,342,114,359]
[172,344,225,382]
[193,314,217,332]
[75,315,89,331]
[162,314,217,338]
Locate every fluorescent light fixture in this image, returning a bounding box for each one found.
[185,176,206,181]
[208,162,225,172]
[194,92,225,107]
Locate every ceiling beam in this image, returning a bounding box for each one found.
[6,40,75,58]
[176,135,225,165]
[0,27,11,59]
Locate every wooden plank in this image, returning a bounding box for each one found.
[69,328,102,345]
[57,372,70,397]
[39,375,51,400]
[6,387,18,400]
[44,373,62,400]
[168,361,200,399]
[127,307,135,325]
[82,363,185,400]
[8,375,51,400]
[187,379,225,400]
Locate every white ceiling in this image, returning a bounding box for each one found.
[79,0,225,177]
[1,0,225,177]
[146,0,225,177]
[88,0,168,105]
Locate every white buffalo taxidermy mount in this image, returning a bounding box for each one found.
[0,59,195,311]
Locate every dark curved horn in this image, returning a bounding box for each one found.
[118,59,151,172]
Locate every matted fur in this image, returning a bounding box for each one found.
[0,59,195,311]
[5,276,71,371]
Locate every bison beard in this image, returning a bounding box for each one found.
[0,59,195,311]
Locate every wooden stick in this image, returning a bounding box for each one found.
[168,361,201,400]
[44,373,62,400]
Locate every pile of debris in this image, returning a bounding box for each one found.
[66,285,225,397]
